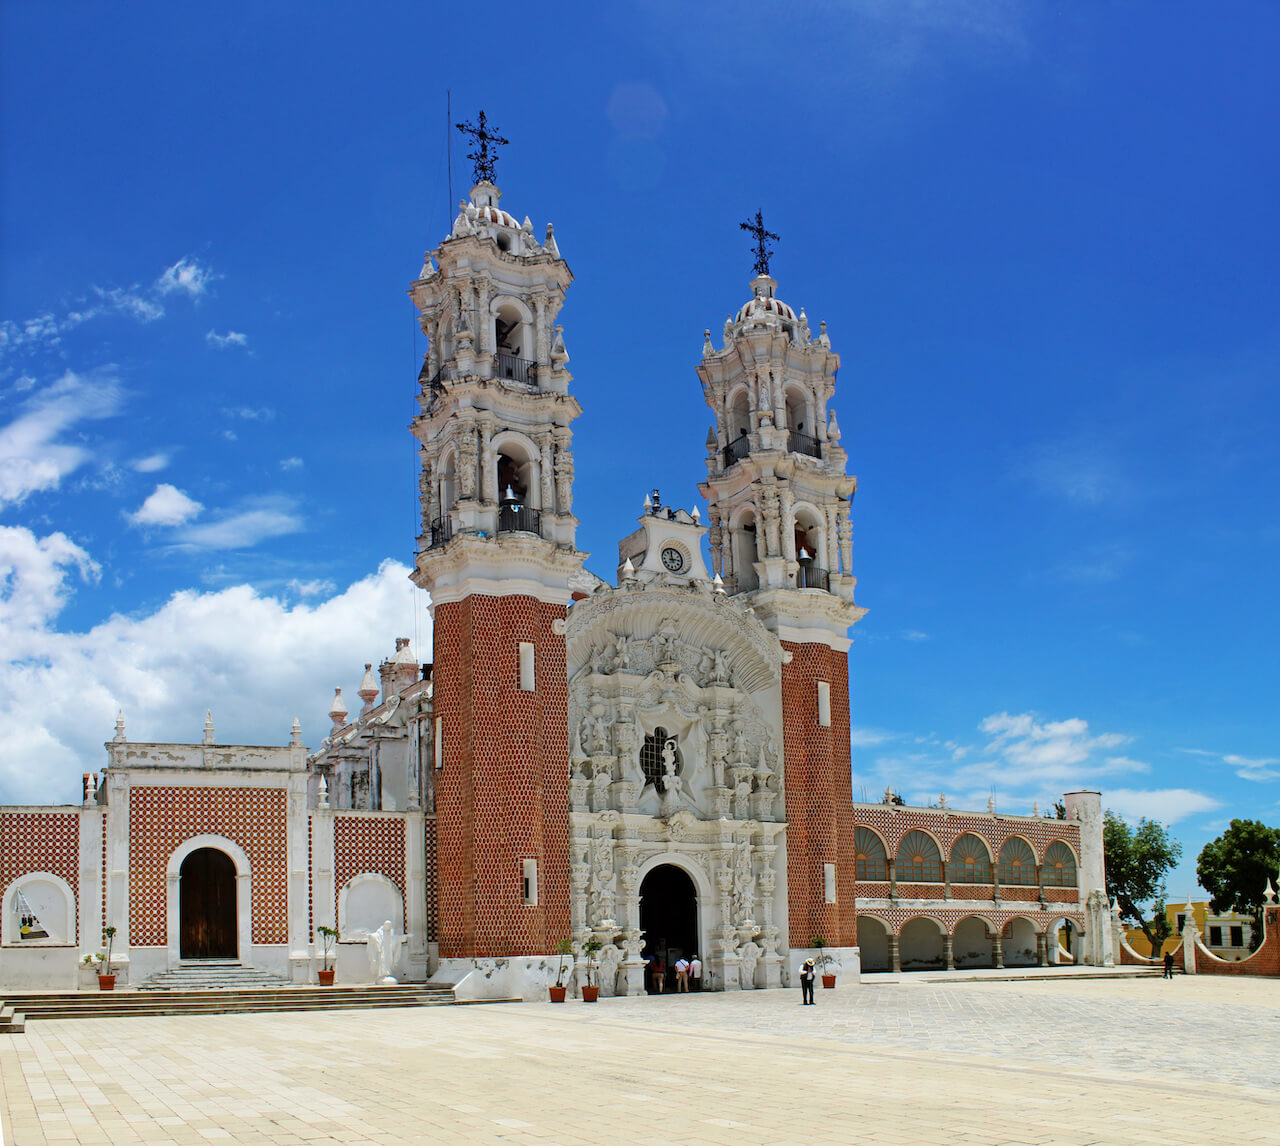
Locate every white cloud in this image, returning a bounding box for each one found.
[1024,438,1132,507]
[174,496,303,549]
[1104,788,1224,825]
[1182,747,1279,783]
[901,629,931,641]
[131,452,170,473]
[222,406,274,420]
[66,285,164,326]
[279,457,304,471]
[128,484,204,528]
[0,540,431,804]
[0,526,100,637]
[206,330,248,350]
[0,369,124,504]
[155,257,214,299]
[288,578,336,598]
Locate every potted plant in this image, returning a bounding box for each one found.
[810,936,836,988]
[549,938,574,1002]
[98,926,117,991]
[580,936,603,1002]
[317,926,340,985]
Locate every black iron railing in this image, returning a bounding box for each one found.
[722,434,751,468]
[496,352,538,387]
[427,516,453,550]
[498,503,541,535]
[797,562,829,591]
[788,429,821,459]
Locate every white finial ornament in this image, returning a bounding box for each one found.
[691,505,700,523]
[987,793,996,814]
[317,774,330,810]
[622,557,636,584]
[114,709,126,743]
[1265,878,1276,905]
[328,687,348,728]
[203,711,215,745]
[643,492,652,511]
[358,663,379,711]
[1032,801,1040,817]
[938,792,948,810]
[712,573,725,594]
[290,718,302,747]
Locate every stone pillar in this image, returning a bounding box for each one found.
[286,774,311,982]
[943,933,955,971]
[405,810,428,981]
[888,857,897,900]
[479,423,495,505]
[1036,930,1048,967]
[993,933,1004,969]
[1181,908,1199,975]
[311,808,336,981]
[888,934,901,973]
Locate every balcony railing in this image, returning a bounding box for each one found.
[796,562,829,591]
[496,351,538,387]
[788,429,822,459]
[722,434,751,468]
[498,503,542,536]
[427,516,453,550]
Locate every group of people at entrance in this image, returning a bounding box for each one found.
[646,953,702,993]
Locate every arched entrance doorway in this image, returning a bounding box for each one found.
[180,847,237,959]
[639,864,698,992]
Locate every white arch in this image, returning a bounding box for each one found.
[165,834,253,969]
[338,871,405,935]
[2,870,76,946]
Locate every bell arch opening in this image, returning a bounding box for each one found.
[179,847,237,960]
[639,864,699,993]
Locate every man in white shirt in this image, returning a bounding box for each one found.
[689,954,702,991]
[674,956,690,992]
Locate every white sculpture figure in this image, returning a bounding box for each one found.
[660,739,683,813]
[711,648,730,683]
[366,920,398,985]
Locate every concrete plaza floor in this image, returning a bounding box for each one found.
[2,971,1278,1145]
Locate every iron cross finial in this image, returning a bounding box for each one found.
[455,110,509,185]
[739,209,780,278]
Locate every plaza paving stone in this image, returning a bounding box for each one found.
[2,973,1277,1145]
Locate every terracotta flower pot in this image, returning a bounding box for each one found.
[318,969,336,986]
[581,985,599,1002]
[98,973,116,991]
[822,974,836,989]
[549,985,567,1002]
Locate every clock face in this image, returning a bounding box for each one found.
[661,546,685,572]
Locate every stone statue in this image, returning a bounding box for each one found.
[366,920,398,984]
[711,649,729,683]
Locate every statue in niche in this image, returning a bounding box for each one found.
[660,741,684,815]
[711,649,730,683]
[697,648,714,683]
[706,720,729,788]
[760,487,781,555]
[366,920,398,984]
[652,618,680,665]
[640,727,680,791]
[731,721,750,765]
[582,709,610,756]
[606,632,631,674]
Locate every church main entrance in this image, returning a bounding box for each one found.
[179,847,237,959]
[640,864,698,991]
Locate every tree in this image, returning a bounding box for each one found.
[1197,820,1280,951]
[1103,811,1181,956]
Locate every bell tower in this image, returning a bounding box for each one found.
[410,113,584,959]
[698,212,866,951]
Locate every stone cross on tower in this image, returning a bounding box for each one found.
[740,209,780,278]
[455,110,509,185]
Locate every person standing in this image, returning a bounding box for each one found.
[653,955,666,994]
[799,958,816,1005]
[1163,950,1175,979]
[674,956,690,992]
[689,953,702,991]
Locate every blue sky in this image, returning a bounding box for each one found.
[2,2,1276,900]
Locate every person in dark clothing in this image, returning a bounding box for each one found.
[800,958,816,1004]
[1163,950,1175,979]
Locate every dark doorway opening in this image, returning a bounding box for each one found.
[180,847,237,959]
[640,864,698,992]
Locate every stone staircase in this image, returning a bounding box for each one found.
[0,972,458,1033]
[138,961,295,991]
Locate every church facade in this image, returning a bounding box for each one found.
[0,155,1109,995]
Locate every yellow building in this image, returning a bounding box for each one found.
[1125,902,1254,960]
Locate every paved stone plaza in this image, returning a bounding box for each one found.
[2,973,1277,1145]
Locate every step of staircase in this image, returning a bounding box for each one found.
[0,1004,24,1035]
[138,962,294,991]
[0,983,456,1028]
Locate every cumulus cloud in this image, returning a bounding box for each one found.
[155,257,214,299]
[0,369,124,505]
[206,330,248,350]
[0,539,431,803]
[128,484,204,528]
[174,496,303,549]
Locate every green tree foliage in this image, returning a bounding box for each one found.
[1104,811,1181,956]
[1197,820,1280,951]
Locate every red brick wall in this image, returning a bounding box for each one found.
[334,814,407,930]
[1195,906,1280,976]
[128,787,287,946]
[0,811,81,944]
[780,640,857,947]
[433,594,571,957]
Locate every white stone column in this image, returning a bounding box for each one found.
[105,771,132,977]
[1181,905,1199,975]
[287,774,311,982]
[77,807,105,984]
[311,809,336,981]
[405,811,428,980]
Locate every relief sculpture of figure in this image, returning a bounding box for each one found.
[711,648,730,683]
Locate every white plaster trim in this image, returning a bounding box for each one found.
[164,834,253,968]
[2,871,76,947]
